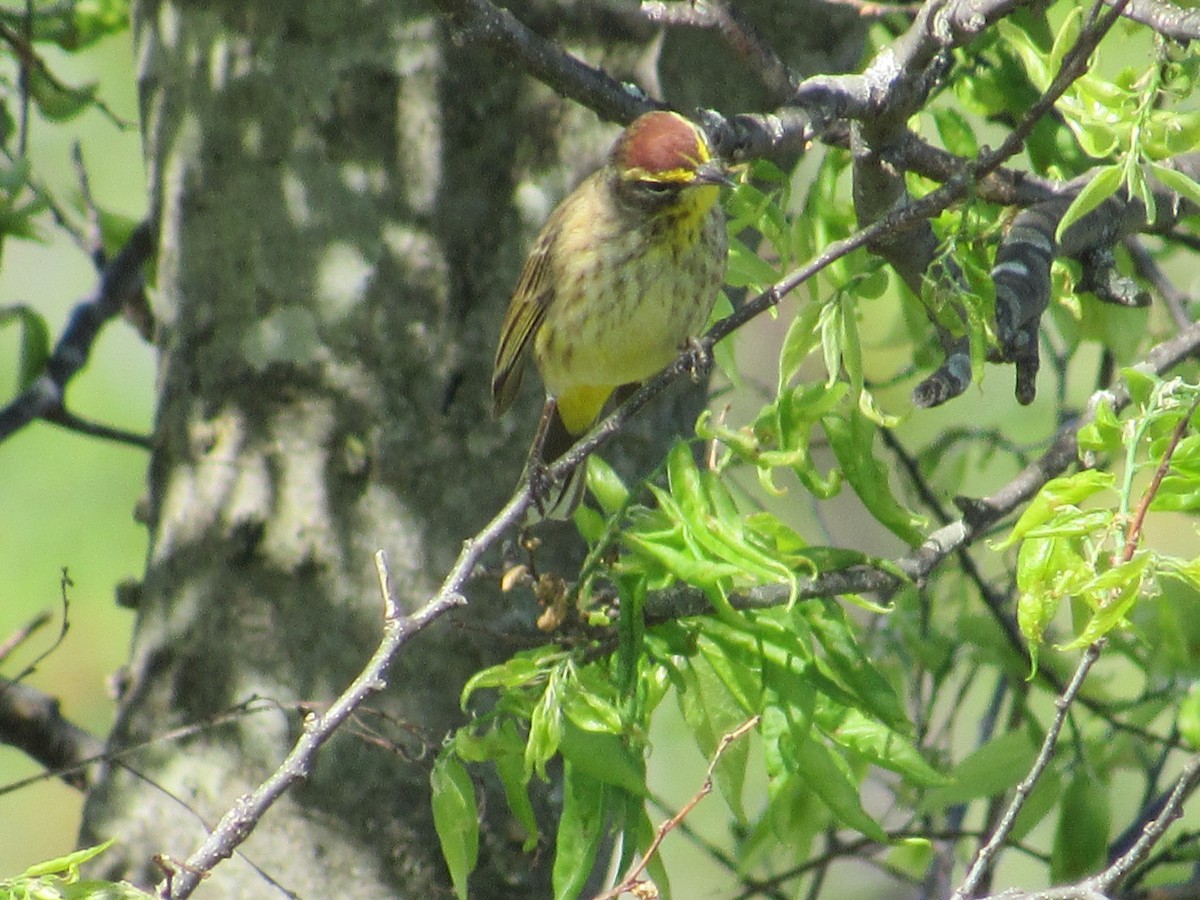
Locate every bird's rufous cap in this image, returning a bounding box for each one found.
[612,111,716,181]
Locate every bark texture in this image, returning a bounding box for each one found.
[78,1,861,895]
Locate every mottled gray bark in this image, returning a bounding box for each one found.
[77,1,860,896]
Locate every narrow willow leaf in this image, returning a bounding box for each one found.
[815,701,947,786]
[495,741,540,850]
[792,733,887,841]
[1150,162,1200,210]
[918,730,1037,812]
[585,455,629,516]
[996,469,1114,550]
[526,667,566,780]
[933,107,981,157]
[559,722,646,796]
[552,765,608,900]
[1056,165,1122,242]
[1051,771,1110,882]
[822,410,925,545]
[430,752,479,900]
[20,842,115,879]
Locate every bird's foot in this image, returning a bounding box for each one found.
[524,458,556,518]
[683,336,713,383]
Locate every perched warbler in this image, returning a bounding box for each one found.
[492,110,730,517]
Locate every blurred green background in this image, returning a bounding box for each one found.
[0,31,149,874]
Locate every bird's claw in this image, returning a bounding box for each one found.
[524,459,555,517]
[684,336,713,383]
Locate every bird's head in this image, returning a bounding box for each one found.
[609,111,730,218]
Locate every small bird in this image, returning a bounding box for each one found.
[492,110,730,517]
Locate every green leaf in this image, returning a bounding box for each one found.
[778,303,823,391]
[918,730,1038,812]
[933,107,980,158]
[526,665,567,780]
[673,653,752,820]
[1178,684,1200,749]
[461,646,564,707]
[494,736,540,851]
[1150,162,1200,210]
[0,305,52,390]
[430,751,479,900]
[558,721,646,796]
[1076,396,1122,454]
[1051,771,1110,882]
[1122,366,1159,409]
[28,68,99,122]
[815,700,947,787]
[1149,110,1200,156]
[584,455,629,516]
[1056,165,1122,242]
[726,235,782,289]
[996,469,1114,550]
[793,732,887,841]
[822,409,925,546]
[1071,120,1120,158]
[1060,555,1150,648]
[802,601,909,728]
[563,680,624,735]
[552,765,608,900]
[694,627,768,716]
[20,842,115,879]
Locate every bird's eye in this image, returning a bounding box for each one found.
[639,180,674,194]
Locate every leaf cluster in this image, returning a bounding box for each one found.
[0,842,150,900]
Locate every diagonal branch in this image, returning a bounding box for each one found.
[0,677,104,790]
[0,221,155,447]
[434,0,652,125]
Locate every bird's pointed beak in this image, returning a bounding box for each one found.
[692,159,733,188]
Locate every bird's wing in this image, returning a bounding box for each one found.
[491,223,557,416]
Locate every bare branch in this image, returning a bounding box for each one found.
[433,0,653,124]
[0,677,104,790]
[0,221,155,446]
[1108,0,1200,39]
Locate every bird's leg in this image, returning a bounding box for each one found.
[523,396,559,516]
[683,335,713,383]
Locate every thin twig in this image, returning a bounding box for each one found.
[0,609,51,665]
[592,715,760,900]
[0,697,278,799]
[1125,236,1193,329]
[71,142,106,268]
[951,641,1107,900]
[1,569,72,688]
